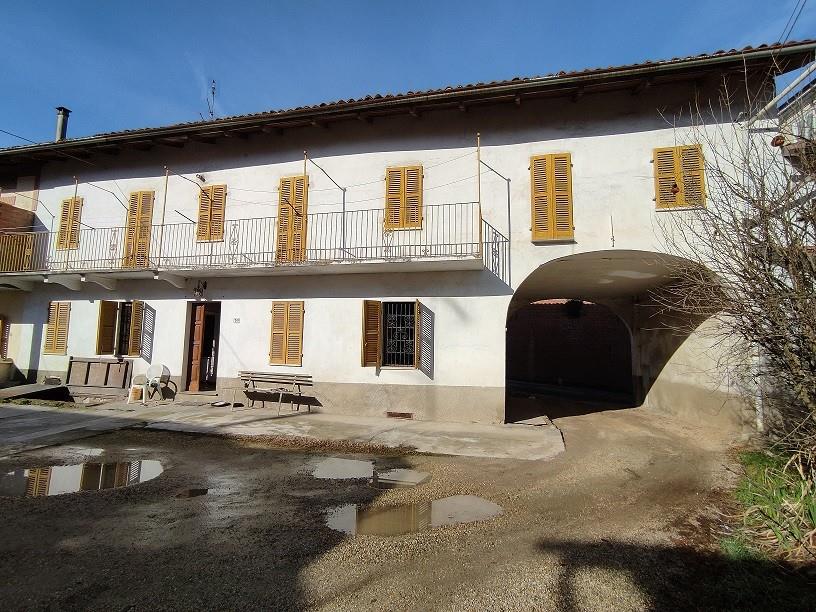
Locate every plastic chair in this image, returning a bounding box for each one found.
[142,364,171,405]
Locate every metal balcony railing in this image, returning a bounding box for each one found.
[0,202,489,275]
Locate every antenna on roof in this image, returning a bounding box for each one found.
[206,80,217,120]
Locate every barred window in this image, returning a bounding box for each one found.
[382,302,415,367]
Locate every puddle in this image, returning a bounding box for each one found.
[307,457,374,480]
[326,495,502,536]
[0,460,163,497]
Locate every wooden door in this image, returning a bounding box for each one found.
[123,191,154,268]
[187,303,205,392]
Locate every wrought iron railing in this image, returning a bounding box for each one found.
[0,202,488,274]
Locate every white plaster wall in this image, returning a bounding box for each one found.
[0,80,743,402]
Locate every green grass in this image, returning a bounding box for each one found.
[731,448,816,562]
[719,534,763,561]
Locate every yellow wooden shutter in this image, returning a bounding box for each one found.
[269,301,303,365]
[404,166,423,228]
[135,192,153,266]
[385,168,403,230]
[128,300,144,356]
[123,192,140,266]
[276,178,292,262]
[196,187,212,241]
[679,145,705,207]
[57,197,82,250]
[654,147,679,209]
[209,184,227,241]
[45,302,70,355]
[285,301,304,366]
[197,185,227,241]
[277,176,308,262]
[96,300,118,355]
[531,156,551,240]
[290,176,308,262]
[123,191,153,267]
[361,300,382,367]
[384,166,423,229]
[531,154,572,240]
[552,154,573,239]
[269,301,288,364]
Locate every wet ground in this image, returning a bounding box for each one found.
[0,407,813,610]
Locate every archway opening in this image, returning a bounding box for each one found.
[506,299,635,422]
[504,250,719,425]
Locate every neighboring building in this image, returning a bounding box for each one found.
[0,41,813,428]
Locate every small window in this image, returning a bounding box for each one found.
[653,144,705,209]
[361,300,422,368]
[530,153,573,241]
[56,197,83,250]
[96,300,144,357]
[44,302,70,355]
[196,184,227,242]
[269,301,304,366]
[384,166,423,229]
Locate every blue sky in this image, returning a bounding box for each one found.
[1,0,813,148]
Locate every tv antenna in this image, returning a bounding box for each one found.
[206,80,216,119]
[199,80,217,121]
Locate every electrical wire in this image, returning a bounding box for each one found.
[779,0,808,43]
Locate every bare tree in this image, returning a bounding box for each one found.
[654,69,816,457]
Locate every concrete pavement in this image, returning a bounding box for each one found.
[0,400,565,461]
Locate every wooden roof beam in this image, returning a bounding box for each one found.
[631,78,652,95]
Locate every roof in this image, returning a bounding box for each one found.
[2,39,815,167]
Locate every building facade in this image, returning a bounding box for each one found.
[1,42,813,427]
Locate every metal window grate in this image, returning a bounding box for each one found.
[382,301,415,367]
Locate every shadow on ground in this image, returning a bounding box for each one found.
[538,538,814,611]
[0,430,409,610]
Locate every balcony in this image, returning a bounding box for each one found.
[0,202,508,282]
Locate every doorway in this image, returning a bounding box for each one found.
[186,302,221,392]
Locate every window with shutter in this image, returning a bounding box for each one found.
[361,300,424,368]
[384,166,423,230]
[530,154,573,241]
[44,302,70,355]
[56,197,83,250]
[196,184,227,242]
[123,191,154,267]
[276,176,308,263]
[653,144,705,209]
[269,301,304,365]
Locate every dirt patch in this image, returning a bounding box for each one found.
[0,407,810,610]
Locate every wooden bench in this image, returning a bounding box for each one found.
[236,371,314,415]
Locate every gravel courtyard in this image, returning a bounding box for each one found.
[0,407,811,611]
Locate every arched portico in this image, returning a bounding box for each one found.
[505,250,747,428]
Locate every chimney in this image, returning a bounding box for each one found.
[55,107,71,142]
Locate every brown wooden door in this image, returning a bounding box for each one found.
[188,304,205,391]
